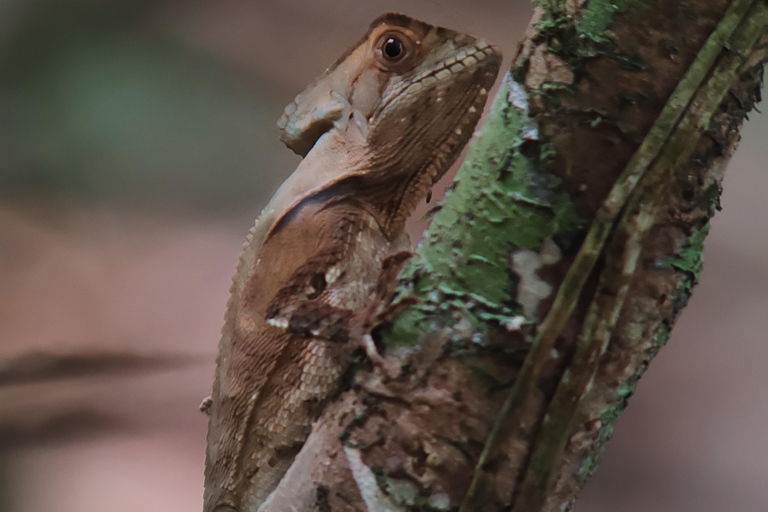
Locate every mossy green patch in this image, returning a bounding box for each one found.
[578,0,652,41]
[575,422,614,479]
[658,222,710,282]
[385,75,584,348]
[531,7,646,88]
[653,327,671,349]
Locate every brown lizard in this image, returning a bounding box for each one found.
[203,13,501,512]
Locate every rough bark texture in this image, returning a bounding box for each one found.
[258,2,767,511]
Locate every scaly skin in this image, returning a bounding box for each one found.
[203,13,501,512]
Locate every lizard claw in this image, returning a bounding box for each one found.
[199,395,213,415]
[361,333,385,366]
[360,333,402,379]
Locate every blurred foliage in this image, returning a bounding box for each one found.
[0,0,291,210]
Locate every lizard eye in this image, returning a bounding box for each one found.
[376,32,411,65]
[382,37,404,60]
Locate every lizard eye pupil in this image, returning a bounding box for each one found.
[382,37,404,60]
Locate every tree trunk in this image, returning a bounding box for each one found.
[257,1,767,510]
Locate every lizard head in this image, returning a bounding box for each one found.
[361,14,502,231]
[278,13,502,160]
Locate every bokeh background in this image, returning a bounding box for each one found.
[1,1,766,511]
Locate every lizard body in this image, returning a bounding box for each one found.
[203,13,501,512]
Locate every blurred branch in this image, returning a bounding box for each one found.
[0,350,207,386]
[0,408,129,450]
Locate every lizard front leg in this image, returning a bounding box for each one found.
[265,208,412,358]
[264,208,364,343]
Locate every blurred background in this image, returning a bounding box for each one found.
[0,1,766,511]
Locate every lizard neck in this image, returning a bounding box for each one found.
[349,79,493,239]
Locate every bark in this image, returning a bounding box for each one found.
[259,2,767,511]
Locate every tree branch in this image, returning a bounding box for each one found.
[258,2,768,510]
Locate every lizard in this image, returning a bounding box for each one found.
[202,12,501,512]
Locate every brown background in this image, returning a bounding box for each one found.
[1,1,766,511]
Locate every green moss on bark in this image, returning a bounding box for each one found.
[578,0,652,40]
[659,222,709,280]
[386,75,583,347]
